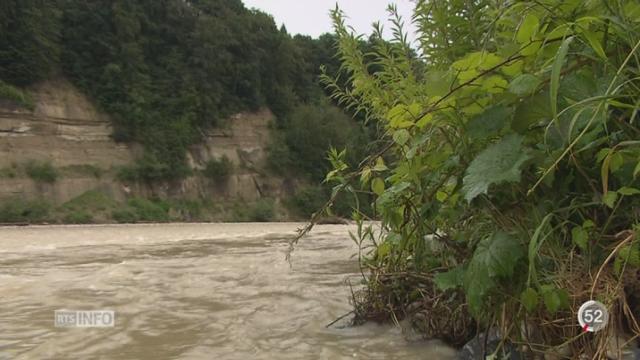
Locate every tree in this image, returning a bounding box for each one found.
[0,0,61,86]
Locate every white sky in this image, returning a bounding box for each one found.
[241,0,417,41]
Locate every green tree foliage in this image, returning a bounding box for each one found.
[316,0,640,352]
[0,0,61,86]
[1,0,359,181]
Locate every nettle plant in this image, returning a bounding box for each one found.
[305,0,640,354]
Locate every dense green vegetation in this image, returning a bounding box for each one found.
[299,0,640,356]
[0,0,369,190]
[202,156,233,183]
[25,160,58,183]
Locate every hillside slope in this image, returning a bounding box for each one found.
[0,78,294,223]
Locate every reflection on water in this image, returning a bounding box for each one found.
[0,223,456,359]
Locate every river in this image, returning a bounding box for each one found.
[0,223,456,359]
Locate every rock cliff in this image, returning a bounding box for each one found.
[0,78,294,222]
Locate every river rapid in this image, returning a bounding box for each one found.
[0,223,456,359]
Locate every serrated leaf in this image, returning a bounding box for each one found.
[571,226,588,250]
[392,129,410,145]
[464,232,524,313]
[463,134,532,202]
[517,14,540,44]
[603,191,618,208]
[434,266,465,291]
[509,74,541,96]
[371,177,385,196]
[521,287,539,312]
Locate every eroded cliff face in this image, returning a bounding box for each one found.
[0,78,293,220]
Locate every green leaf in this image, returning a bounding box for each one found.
[634,162,640,178]
[614,243,640,275]
[509,74,541,96]
[582,30,606,59]
[610,152,624,173]
[464,232,524,313]
[392,129,410,146]
[372,157,387,171]
[541,286,569,313]
[571,226,588,250]
[434,266,465,291]
[463,134,532,202]
[550,37,573,118]
[377,242,391,258]
[467,106,512,140]
[371,177,385,196]
[618,187,640,196]
[597,148,611,163]
[425,71,451,97]
[625,2,640,22]
[513,91,552,133]
[481,75,508,94]
[517,14,540,44]
[603,191,618,208]
[521,287,539,312]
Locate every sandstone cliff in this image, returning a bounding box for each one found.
[0,78,294,222]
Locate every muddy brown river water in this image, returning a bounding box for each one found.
[0,223,456,359]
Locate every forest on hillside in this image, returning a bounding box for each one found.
[0,0,379,218]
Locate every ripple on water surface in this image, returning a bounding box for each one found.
[0,223,457,359]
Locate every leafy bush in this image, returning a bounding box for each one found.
[0,80,34,109]
[117,156,192,183]
[314,0,640,355]
[249,198,275,222]
[289,185,326,218]
[0,199,50,223]
[111,209,138,224]
[169,199,204,221]
[127,197,170,222]
[25,161,58,183]
[272,103,369,181]
[63,210,93,224]
[0,165,18,179]
[61,190,115,212]
[202,156,233,182]
[230,199,276,222]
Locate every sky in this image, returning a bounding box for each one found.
[241,0,417,41]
